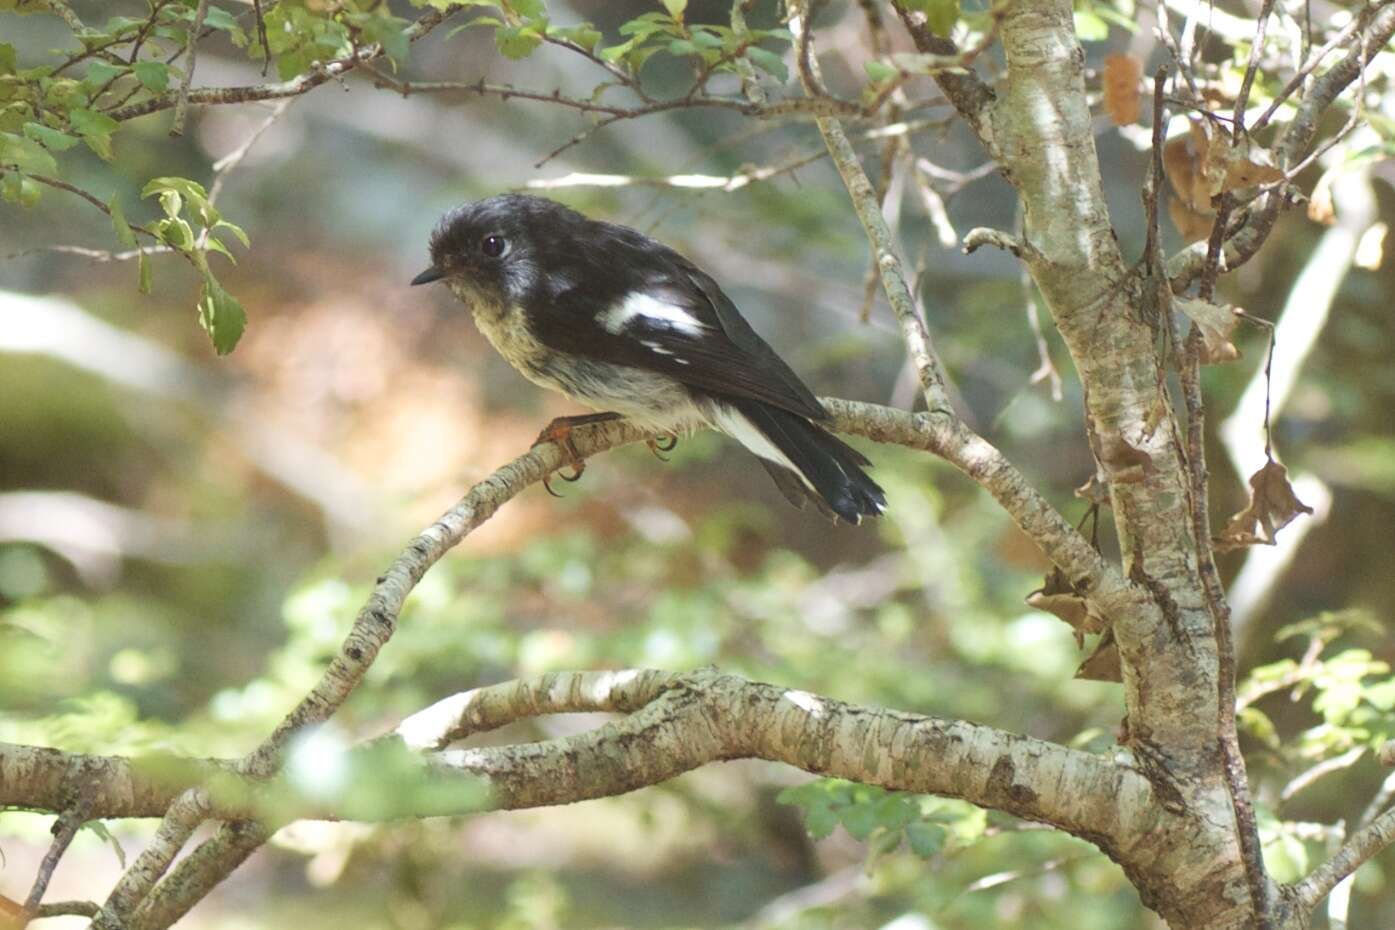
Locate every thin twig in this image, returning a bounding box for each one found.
[1232,0,1278,134]
[19,798,91,923]
[209,98,295,204]
[170,0,210,137]
[1251,7,1374,134]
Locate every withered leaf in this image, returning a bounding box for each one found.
[1093,431,1155,483]
[1165,118,1285,211]
[1163,125,1212,213]
[1215,458,1314,551]
[1075,472,1112,506]
[1028,567,1108,648]
[1221,137,1285,190]
[1175,297,1243,363]
[1076,629,1123,682]
[1168,194,1215,244]
[1307,178,1336,225]
[1102,53,1143,126]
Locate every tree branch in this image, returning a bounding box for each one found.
[1,669,1153,856]
[1167,2,1395,289]
[1295,806,1395,912]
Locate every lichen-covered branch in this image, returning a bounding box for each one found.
[1,670,1154,860]
[1295,806,1395,913]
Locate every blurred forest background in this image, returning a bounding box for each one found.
[2,0,1395,927]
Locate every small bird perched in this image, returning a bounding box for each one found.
[411,194,886,523]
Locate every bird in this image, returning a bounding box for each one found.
[411,193,886,524]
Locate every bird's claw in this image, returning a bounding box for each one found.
[647,434,678,462]
[534,415,606,497]
[541,464,585,497]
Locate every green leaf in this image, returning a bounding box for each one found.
[143,176,216,224]
[872,795,916,832]
[618,13,671,38]
[904,0,959,36]
[358,15,411,65]
[198,273,247,355]
[82,821,127,869]
[1,171,41,206]
[548,22,602,52]
[22,121,79,151]
[132,61,170,92]
[203,235,237,263]
[1073,10,1108,42]
[68,108,118,161]
[746,46,788,82]
[495,23,545,59]
[83,59,126,89]
[865,60,898,83]
[157,189,182,220]
[156,216,194,250]
[803,803,838,840]
[214,219,250,248]
[0,130,58,174]
[840,802,880,841]
[0,43,17,75]
[200,6,247,45]
[109,194,136,248]
[137,251,152,294]
[598,36,640,62]
[907,821,947,858]
[505,0,546,18]
[660,0,687,20]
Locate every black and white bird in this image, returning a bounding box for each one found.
[411,194,886,523]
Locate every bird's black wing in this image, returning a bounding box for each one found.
[524,222,828,421]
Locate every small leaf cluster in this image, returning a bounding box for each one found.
[1239,611,1395,761]
[778,778,988,862]
[446,0,792,84]
[121,177,249,354]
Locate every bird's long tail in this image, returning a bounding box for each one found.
[702,398,887,524]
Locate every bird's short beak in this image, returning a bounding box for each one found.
[410,266,445,286]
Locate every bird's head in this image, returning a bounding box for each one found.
[411,194,579,311]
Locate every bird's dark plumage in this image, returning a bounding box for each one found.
[414,193,886,523]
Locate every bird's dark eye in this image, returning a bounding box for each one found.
[481,234,507,258]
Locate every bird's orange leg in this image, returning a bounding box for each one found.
[532,412,624,495]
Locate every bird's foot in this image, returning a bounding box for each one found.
[532,412,623,496]
[647,434,678,462]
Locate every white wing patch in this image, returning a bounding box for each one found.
[599,292,706,337]
[703,402,816,494]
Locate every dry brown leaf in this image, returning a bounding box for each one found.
[1102,53,1143,126]
[1076,629,1123,682]
[1166,118,1285,211]
[1028,566,1108,648]
[1093,432,1155,483]
[1075,472,1111,506]
[1221,137,1285,190]
[1175,297,1243,363]
[1168,195,1215,244]
[1215,458,1314,551]
[1163,125,1212,212]
[1191,119,1228,204]
[1308,173,1336,225]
